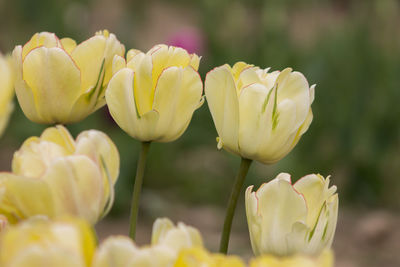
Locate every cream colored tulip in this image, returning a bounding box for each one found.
[0,217,96,267]
[245,173,338,257]
[205,62,315,164]
[0,53,15,137]
[174,248,245,267]
[13,30,125,124]
[92,218,203,267]
[250,249,333,267]
[0,125,119,224]
[106,44,204,142]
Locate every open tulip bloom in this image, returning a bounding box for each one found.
[105,44,203,239]
[0,125,119,224]
[245,173,338,257]
[13,30,125,124]
[205,62,315,253]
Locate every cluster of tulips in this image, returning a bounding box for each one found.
[0,30,338,267]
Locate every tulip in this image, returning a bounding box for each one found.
[106,44,203,142]
[205,62,314,164]
[13,30,125,124]
[174,248,245,267]
[105,44,203,239]
[93,218,203,267]
[245,173,338,257]
[0,125,119,224]
[0,217,96,267]
[0,53,15,137]
[249,249,334,267]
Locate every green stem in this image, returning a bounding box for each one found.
[129,141,151,240]
[219,157,252,254]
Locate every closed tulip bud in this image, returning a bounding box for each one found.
[0,125,119,224]
[245,173,338,257]
[249,249,334,267]
[13,30,125,124]
[106,44,204,142]
[205,62,314,164]
[0,217,96,267]
[0,53,15,137]
[174,248,245,267]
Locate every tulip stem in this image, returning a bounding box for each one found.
[129,141,151,240]
[219,157,252,254]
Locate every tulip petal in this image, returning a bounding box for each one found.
[40,125,76,153]
[22,47,81,123]
[205,65,239,153]
[277,70,311,129]
[0,174,55,222]
[42,156,103,223]
[92,236,137,267]
[60,38,77,54]
[245,186,263,256]
[255,174,307,256]
[105,68,159,141]
[238,83,272,159]
[22,32,61,59]
[152,66,203,142]
[71,35,106,93]
[293,174,337,227]
[13,46,43,123]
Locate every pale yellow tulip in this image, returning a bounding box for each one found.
[245,173,338,257]
[0,53,15,136]
[0,125,119,224]
[174,248,245,267]
[0,217,96,267]
[205,62,315,164]
[106,44,204,142]
[13,30,125,124]
[92,218,204,267]
[250,249,334,267]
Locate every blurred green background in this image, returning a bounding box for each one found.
[1,0,400,265]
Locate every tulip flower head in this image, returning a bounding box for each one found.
[93,218,203,267]
[0,217,96,267]
[205,62,315,164]
[106,44,204,142]
[13,30,125,124]
[245,173,338,257]
[0,53,15,137]
[0,125,119,224]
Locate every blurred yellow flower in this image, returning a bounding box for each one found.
[245,173,338,257]
[205,62,314,164]
[0,53,15,137]
[174,248,245,267]
[0,125,119,224]
[249,249,334,267]
[106,44,204,142]
[93,217,204,267]
[13,30,125,124]
[0,217,96,267]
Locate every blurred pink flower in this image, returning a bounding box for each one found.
[167,27,205,54]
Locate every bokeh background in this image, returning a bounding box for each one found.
[0,0,399,266]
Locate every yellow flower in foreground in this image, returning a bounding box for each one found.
[174,248,245,267]
[250,249,334,267]
[205,62,314,164]
[106,44,204,142]
[245,173,338,257]
[92,218,203,267]
[0,217,96,267]
[0,125,119,224]
[0,53,15,137]
[13,30,125,124]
